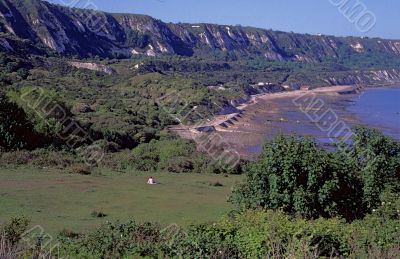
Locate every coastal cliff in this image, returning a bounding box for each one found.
[1,0,400,63]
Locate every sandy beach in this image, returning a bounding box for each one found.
[173,85,355,130]
[171,85,361,159]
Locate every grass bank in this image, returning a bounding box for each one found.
[0,167,242,235]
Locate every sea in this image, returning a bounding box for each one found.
[348,87,400,140]
[247,86,400,154]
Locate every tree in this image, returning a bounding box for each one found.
[17,68,29,79]
[350,127,400,209]
[0,93,48,150]
[230,135,368,221]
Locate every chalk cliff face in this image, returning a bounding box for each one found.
[1,0,400,62]
[69,61,114,75]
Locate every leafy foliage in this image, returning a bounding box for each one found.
[1,216,30,246]
[231,130,400,221]
[121,136,239,174]
[59,220,162,258]
[350,127,400,208]
[2,209,398,258]
[0,93,50,150]
[41,208,400,258]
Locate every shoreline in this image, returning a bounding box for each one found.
[172,84,400,159]
[172,85,356,133]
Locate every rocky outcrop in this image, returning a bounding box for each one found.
[322,69,400,86]
[69,61,114,75]
[1,0,400,62]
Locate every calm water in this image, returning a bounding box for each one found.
[348,87,400,140]
[247,87,400,154]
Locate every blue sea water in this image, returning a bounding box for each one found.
[348,87,400,140]
[246,87,400,155]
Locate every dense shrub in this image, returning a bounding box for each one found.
[350,127,400,209]
[230,129,400,221]
[59,220,163,258]
[348,190,400,253]
[230,135,362,220]
[123,136,239,174]
[0,216,62,258]
[98,149,133,170]
[0,93,50,151]
[215,210,351,258]
[2,207,398,258]
[54,208,399,258]
[16,68,29,80]
[0,149,78,169]
[1,217,30,246]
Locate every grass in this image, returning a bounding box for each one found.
[0,167,242,235]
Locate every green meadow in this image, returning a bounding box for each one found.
[0,167,242,235]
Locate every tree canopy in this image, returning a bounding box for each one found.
[230,128,400,221]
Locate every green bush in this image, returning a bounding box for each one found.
[59,220,162,258]
[0,93,50,151]
[230,130,400,221]
[215,210,350,258]
[55,209,399,258]
[351,127,400,209]
[348,191,400,253]
[0,149,78,169]
[1,216,30,245]
[9,87,77,137]
[16,68,29,80]
[230,135,364,220]
[126,137,234,174]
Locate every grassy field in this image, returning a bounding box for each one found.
[0,167,242,235]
